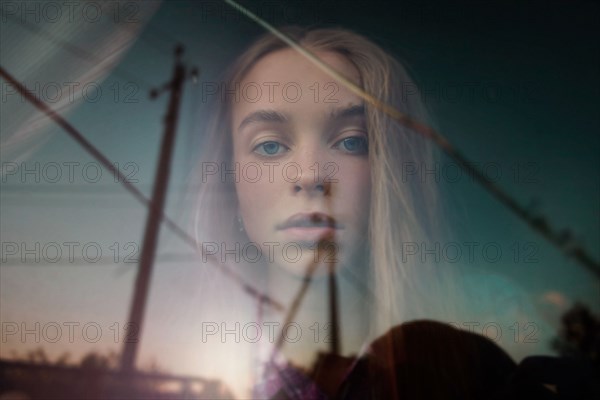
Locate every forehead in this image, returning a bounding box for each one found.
[231,49,363,128]
[243,48,360,86]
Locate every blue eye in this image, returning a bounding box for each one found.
[336,136,368,154]
[254,141,286,156]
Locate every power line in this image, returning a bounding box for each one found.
[0,252,200,267]
[0,65,285,314]
[0,184,200,194]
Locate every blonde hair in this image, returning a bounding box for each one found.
[194,26,461,338]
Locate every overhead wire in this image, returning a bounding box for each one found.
[0,65,285,312]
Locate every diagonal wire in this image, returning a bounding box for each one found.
[223,0,600,279]
[270,258,321,360]
[0,65,285,312]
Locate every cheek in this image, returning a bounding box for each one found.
[337,162,371,215]
[234,168,281,237]
[236,179,268,216]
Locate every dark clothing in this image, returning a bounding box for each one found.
[255,320,598,399]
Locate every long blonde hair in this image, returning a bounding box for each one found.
[193,25,461,338]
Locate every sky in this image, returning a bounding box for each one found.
[1,0,599,398]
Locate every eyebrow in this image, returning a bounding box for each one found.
[330,104,365,119]
[237,104,365,131]
[238,110,288,131]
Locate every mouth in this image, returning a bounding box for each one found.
[278,212,340,229]
[277,212,341,243]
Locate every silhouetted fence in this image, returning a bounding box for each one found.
[0,360,234,399]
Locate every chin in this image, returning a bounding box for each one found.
[269,239,354,276]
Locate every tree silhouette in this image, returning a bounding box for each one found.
[551,302,600,368]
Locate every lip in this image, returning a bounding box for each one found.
[278,212,340,230]
[277,212,341,242]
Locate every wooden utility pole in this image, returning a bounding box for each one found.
[120,45,196,372]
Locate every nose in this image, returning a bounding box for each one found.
[294,179,326,194]
[291,150,331,196]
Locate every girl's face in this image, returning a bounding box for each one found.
[231,49,371,271]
